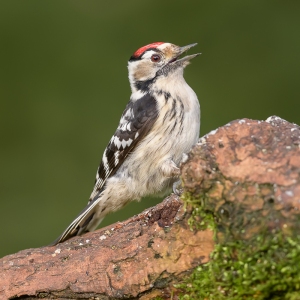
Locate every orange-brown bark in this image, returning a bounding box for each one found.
[182,116,300,235]
[1,115,300,299]
[0,196,214,299]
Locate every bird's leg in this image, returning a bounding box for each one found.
[172,180,183,195]
[161,159,180,178]
[161,160,184,195]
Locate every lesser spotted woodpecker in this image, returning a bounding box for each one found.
[52,42,200,244]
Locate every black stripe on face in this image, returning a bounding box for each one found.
[134,78,155,92]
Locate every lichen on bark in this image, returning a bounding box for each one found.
[177,116,300,299]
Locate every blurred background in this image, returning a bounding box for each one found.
[1,1,299,257]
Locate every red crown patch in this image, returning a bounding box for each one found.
[133,42,164,58]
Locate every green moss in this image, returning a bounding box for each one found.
[177,192,300,299]
[181,193,216,233]
[154,277,169,289]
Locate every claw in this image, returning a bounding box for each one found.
[173,180,182,195]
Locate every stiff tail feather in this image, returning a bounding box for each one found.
[49,192,104,245]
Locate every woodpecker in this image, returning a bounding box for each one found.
[52,42,200,244]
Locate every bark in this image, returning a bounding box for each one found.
[0,196,214,300]
[182,116,300,226]
[1,115,300,299]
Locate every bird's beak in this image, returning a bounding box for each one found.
[169,43,200,64]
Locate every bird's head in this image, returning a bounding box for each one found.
[128,42,200,93]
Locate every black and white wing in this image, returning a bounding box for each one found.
[89,92,158,201]
[51,93,158,245]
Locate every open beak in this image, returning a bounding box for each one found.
[169,43,200,64]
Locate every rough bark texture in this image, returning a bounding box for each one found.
[179,116,300,298]
[1,115,300,299]
[182,116,300,237]
[0,196,214,300]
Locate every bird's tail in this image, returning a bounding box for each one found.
[49,192,104,245]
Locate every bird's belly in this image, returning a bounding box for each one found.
[116,107,200,198]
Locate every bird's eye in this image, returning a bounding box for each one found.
[151,54,161,63]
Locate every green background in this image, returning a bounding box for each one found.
[1,1,299,258]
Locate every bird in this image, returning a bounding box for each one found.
[52,42,200,245]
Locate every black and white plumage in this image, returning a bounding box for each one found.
[52,42,200,244]
[91,93,158,201]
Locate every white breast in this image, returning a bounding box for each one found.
[117,71,200,198]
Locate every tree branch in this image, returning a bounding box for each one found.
[1,115,300,299]
[0,195,214,299]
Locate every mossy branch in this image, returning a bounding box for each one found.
[1,116,300,299]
